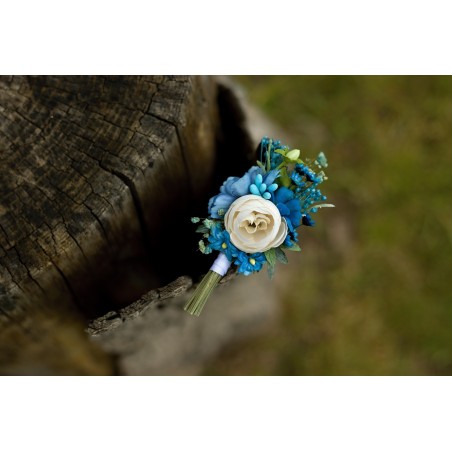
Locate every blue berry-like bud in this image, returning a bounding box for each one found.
[262,192,271,200]
[268,183,278,192]
[250,184,260,196]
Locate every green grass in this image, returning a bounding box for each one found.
[204,76,452,375]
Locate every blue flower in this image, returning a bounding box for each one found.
[234,251,266,276]
[290,171,306,189]
[208,166,279,219]
[302,213,315,227]
[284,228,299,247]
[274,187,302,231]
[260,136,288,170]
[294,163,323,184]
[207,224,238,261]
[289,163,328,218]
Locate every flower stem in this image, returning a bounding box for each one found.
[266,138,272,171]
[184,253,231,316]
[184,270,223,316]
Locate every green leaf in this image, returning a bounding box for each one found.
[196,225,210,234]
[285,149,300,161]
[256,160,266,170]
[284,242,301,252]
[267,263,275,280]
[265,249,277,279]
[275,247,288,264]
[264,248,277,267]
[309,203,335,210]
[278,167,291,187]
[266,139,272,170]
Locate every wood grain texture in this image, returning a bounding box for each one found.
[0,76,221,375]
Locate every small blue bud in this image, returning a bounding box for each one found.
[262,192,271,200]
[250,184,260,196]
[268,183,278,192]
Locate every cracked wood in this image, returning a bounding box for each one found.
[0,76,220,375]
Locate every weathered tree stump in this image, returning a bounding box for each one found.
[0,75,269,375]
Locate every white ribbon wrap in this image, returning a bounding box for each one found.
[209,252,231,277]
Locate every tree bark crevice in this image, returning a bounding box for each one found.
[0,75,264,375]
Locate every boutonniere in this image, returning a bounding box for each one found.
[185,137,333,316]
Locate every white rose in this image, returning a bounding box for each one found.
[224,194,288,253]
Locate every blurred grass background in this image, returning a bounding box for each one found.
[204,76,452,375]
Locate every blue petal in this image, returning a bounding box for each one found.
[284,235,293,247]
[276,202,290,217]
[286,199,302,227]
[229,172,252,197]
[263,169,280,186]
[274,186,294,204]
[220,176,239,195]
[208,193,236,218]
[247,166,263,182]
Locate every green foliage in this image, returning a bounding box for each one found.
[284,243,301,252]
[198,240,211,254]
[264,248,276,279]
[195,225,210,234]
[264,248,277,267]
[277,167,291,187]
[267,264,275,280]
[275,247,288,264]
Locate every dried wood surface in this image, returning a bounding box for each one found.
[0,75,224,374]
